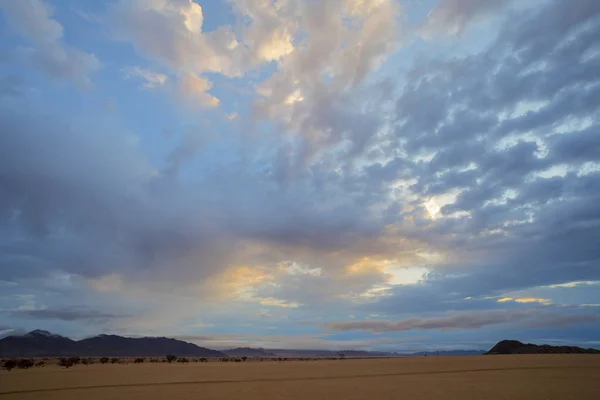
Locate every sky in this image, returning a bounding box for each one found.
[0,0,599,352]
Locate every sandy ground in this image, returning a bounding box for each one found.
[1,355,599,399]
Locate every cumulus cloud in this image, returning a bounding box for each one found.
[0,0,100,87]
[110,0,242,76]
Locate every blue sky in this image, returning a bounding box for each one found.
[1,0,599,351]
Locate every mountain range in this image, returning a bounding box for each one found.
[3,331,594,358]
[0,330,226,358]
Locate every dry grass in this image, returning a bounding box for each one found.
[1,355,599,399]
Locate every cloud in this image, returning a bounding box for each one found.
[1,0,600,346]
[178,72,220,107]
[0,0,100,87]
[110,0,243,76]
[324,308,600,333]
[10,307,127,323]
[498,297,551,305]
[259,297,301,308]
[173,332,423,351]
[420,0,515,37]
[124,66,168,88]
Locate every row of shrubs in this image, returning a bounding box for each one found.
[3,355,345,370]
[1,355,208,370]
[2,359,44,370]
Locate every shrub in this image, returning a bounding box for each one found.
[110,358,119,364]
[35,361,45,367]
[134,358,145,363]
[99,357,109,364]
[69,357,81,366]
[59,358,74,368]
[3,359,17,371]
[17,359,34,369]
[165,354,177,363]
[241,356,248,362]
[177,357,189,363]
[199,358,208,363]
[150,358,159,363]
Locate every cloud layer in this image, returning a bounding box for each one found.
[0,0,599,349]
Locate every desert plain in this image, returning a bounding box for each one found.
[1,355,599,400]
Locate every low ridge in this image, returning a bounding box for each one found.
[486,340,600,355]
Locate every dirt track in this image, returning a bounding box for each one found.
[2,355,599,399]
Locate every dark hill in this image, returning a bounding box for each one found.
[0,330,75,357]
[486,340,600,355]
[0,330,226,358]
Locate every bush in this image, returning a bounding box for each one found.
[177,357,189,363]
[150,358,159,363]
[134,358,145,363]
[165,354,177,363]
[3,359,17,371]
[99,357,109,364]
[241,356,248,362]
[199,358,208,363]
[35,361,45,367]
[18,359,35,369]
[59,358,74,368]
[110,358,119,364]
[69,357,81,366]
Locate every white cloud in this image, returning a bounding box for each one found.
[124,66,168,88]
[420,0,515,37]
[110,0,243,76]
[178,72,220,107]
[259,297,301,308]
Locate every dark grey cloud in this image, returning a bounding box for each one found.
[324,308,600,333]
[10,307,127,323]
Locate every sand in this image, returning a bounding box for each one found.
[1,355,599,399]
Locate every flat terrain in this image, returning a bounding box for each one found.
[1,355,599,399]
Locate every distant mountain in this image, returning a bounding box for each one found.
[231,349,397,358]
[408,350,484,356]
[224,347,277,357]
[486,340,600,355]
[222,348,485,358]
[0,330,226,358]
[0,330,75,357]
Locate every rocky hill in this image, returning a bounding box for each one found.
[0,330,226,358]
[486,340,600,355]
